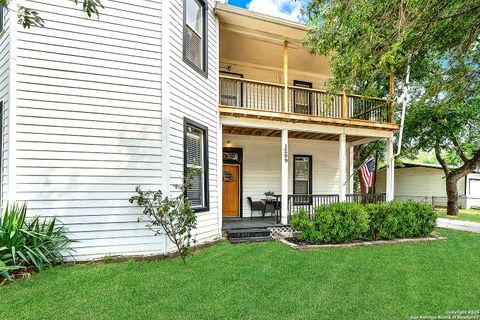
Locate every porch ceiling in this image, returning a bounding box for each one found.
[223,125,368,142]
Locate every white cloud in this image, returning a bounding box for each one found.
[246,0,304,22]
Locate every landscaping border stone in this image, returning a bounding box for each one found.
[275,234,447,250]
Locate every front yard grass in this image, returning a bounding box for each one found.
[437,208,480,222]
[1,229,480,320]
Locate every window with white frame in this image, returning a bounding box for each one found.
[184,121,209,211]
[184,0,207,74]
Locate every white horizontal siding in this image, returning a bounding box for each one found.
[15,0,163,260]
[167,0,220,247]
[466,173,480,209]
[223,134,340,217]
[376,167,466,199]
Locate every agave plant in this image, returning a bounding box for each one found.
[0,203,73,280]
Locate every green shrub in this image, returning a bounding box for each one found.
[289,208,315,243]
[291,203,369,244]
[0,203,73,281]
[367,201,436,240]
[290,201,437,244]
[314,202,369,243]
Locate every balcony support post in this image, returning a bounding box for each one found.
[348,144,354,194]
[386,137,395,201]
[342,92,347,119]
[338,133,347,202]
[389,69,395,123]
[281,129,289,224]
[283,40,288,113]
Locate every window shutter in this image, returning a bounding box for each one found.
[186,129,202,166]
[187,171,203,207]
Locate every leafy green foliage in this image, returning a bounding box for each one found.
[304,0,479,95]
[129,170,200,264]
[366,201,437,240]
[291,203,369,244]
[304,0,480,214]
[0,0,103,29]
[291,201,436,244]
[0,203,73,281]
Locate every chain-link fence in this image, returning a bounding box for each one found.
[394,195,480,209]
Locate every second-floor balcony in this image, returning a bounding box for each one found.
[219,75,392,124]
[216,3,399,130]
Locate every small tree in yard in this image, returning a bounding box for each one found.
[403,52,480,216]
[129,170,199,264]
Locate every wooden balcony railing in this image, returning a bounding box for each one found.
[219,75,392,123]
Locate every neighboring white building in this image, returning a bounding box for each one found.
[376,163,480,209]
[0,1,399,260]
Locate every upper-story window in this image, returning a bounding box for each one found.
[183,0,207,75]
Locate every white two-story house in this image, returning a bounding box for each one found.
[0,0,399,260]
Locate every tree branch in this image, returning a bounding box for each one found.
[438,3,480,20]
[454,150,480,177]
[450,133,469,163]
[434,144,449,175]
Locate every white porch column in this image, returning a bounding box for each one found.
[348,145,354,194]
[386,137,395,201]
[281,129,289,224]
[283,40,289,113]
[339,133,347,202]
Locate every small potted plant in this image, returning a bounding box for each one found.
[264,191,275,201]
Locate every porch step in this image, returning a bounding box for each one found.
[229,236,272,244]
[227,228,272,243]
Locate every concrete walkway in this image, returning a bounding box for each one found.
[437,218,480,233]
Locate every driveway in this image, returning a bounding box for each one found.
[437,218,480,233]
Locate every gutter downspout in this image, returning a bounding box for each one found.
[394,55,411,158]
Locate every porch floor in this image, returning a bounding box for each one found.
[222,217,283,231]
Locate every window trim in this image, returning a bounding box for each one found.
[184,118,209,213]
[0,6,4,34]
[183,0,208,77]
[293,155,313,205]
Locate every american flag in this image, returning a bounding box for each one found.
[359,158,375,192]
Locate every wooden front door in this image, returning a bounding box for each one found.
[222,164,240,217]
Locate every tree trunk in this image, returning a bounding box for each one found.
[436,149,480,216]
[445,174,460,216]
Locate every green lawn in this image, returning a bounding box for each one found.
[437,208,480,222]
[2,230,480,320]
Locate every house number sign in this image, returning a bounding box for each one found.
[283,144,288,163]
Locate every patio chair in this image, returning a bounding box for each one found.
[247,197,265,219]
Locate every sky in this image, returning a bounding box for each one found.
[226,0,306,22]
